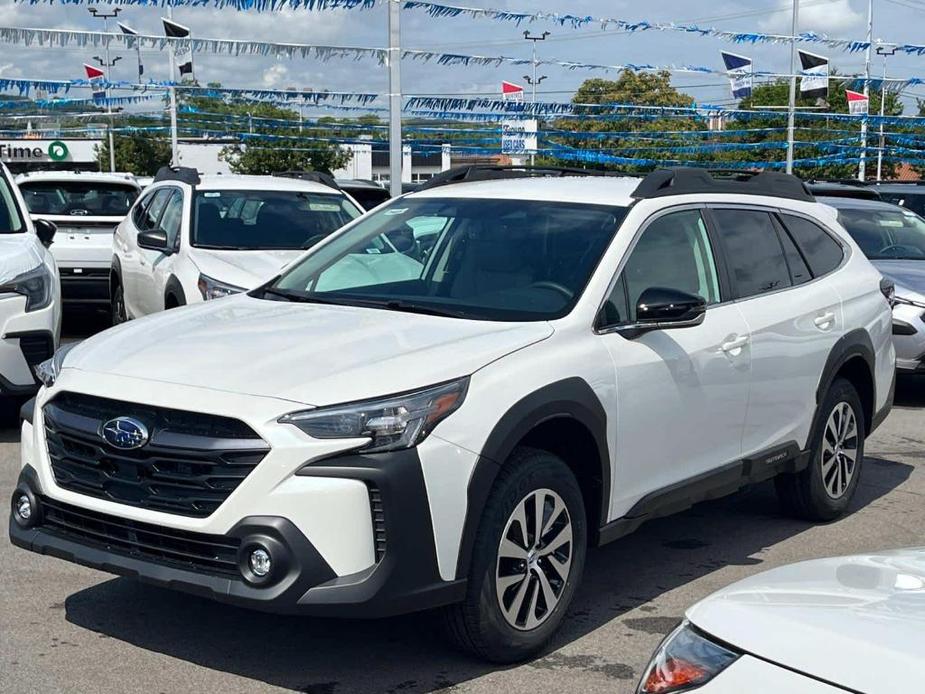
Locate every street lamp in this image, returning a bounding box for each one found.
[875,45,898,182]
[88,6,123,173]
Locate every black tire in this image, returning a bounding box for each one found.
[776,378,865,522]
[111,283,127,325]
[442,447,587,663]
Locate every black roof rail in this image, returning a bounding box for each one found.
[273,170,340,191]
[633,167,815,203]
[805,178,871,187]
[418,165,620,191]
[153,165,201,186]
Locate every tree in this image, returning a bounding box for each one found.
[220,142,351,175]
[543,71,698,172]
[96,133,172,175]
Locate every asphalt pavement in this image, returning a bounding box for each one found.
[2,320,923,693]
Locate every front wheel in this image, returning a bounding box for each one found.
[442,447,587,663]
[776,378,865,521]
[111,283,127,325]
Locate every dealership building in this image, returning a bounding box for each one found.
[0,137,490,184]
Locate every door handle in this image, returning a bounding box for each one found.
[814,311,836,330]
[721,335,749,353]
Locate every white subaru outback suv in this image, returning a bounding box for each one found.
[110,167,362,323]
[0,163,60,399]
[16,171,139,308]
[10,167,894,662]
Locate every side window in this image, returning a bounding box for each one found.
[598,274,629,328]
[712,209,791,299]
[139,189,172,232]
[779,214,845,277]
[131,190,155,228]
[621,209,721,322]
[158,191,184,249]
[776,221,812,285]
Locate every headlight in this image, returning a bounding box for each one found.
[34,342,77,388]
[0,263,52,312]
[638,622,740,693]
[280,377,469,453]
[197,273,245,301]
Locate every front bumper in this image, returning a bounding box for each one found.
[0,293,57,394]
[11,431,466,618]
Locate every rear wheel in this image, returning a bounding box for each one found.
[111,283,127,325]
[776,378,865,521]
[442,447,586,663]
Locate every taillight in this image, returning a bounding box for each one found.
[880,278,896,307]
[637,622,740,694]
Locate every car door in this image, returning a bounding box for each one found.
[118,187,170,318]
[137,188,184,315]
[707,206,845,457]
[598,207,752,512]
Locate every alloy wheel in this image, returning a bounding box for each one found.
[495,488,573,631]
[821,401,859,499]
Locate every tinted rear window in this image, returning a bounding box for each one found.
[19,180,138,216]
[779,214,844,276]
[712,209,791,299]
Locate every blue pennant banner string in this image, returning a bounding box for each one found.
[14,0,375,10]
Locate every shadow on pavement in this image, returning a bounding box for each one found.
[62,454,914,693]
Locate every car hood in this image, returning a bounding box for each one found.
[0,234,46,282]
[872,259,925,301]
[190,248,304,289]
[64,294,554,406]
[687,549,925,693]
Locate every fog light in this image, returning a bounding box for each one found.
[249,548,272,577]
[15,494,32,522]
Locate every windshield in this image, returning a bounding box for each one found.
[266,197,627,321]
[0,171,24,233]
[192,190,362,250]
[837,207,925,260]
[19,180,138,217]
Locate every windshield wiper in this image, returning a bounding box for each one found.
[261,287,345,305]
[355,299,473,319]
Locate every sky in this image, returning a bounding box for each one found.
[2,0,925,114]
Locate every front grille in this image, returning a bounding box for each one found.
[17,332,54,367]
[40,495,241,577]
[44,392,269,518]
[367,483,387,562]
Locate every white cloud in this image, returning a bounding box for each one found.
[759,0,866,35]
[261,62,289,88]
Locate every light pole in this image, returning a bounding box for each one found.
[88,6,121,173]
[523,31,548,166]
[876,45,897,182]
[858,0,873,181]
[387,0,402,196]
[786,0,799,175]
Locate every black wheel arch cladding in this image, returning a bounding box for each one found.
[454,377,610,580]
[816,329,876,433]
[164,275,187,307]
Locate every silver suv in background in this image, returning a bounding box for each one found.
[820,195,925,374]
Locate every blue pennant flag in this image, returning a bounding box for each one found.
[722,52,753,99]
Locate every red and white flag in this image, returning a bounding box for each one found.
[83,64,106,99]
[846,89,869,116]
[501,81,524,102]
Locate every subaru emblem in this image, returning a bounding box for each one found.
[101,417,149,450]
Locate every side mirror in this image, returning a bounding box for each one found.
[33,219,56,248]
[137,229,170,252]
[618,287,706,338]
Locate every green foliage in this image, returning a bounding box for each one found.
[96,133,171,175]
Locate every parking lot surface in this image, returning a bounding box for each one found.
[2,325,923,693]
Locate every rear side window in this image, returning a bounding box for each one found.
[779,214,844,277]
[712,209,791,299]
[776,224,812,285]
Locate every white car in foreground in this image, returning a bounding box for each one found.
[638,549,925,693]
[16,171,139,308]
[110,168,363,322]
[0,164,60,397]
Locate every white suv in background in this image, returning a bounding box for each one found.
[110,168,363,323]
[16,171,139,309]
[0,163,60,398]
[11,168,894,662]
